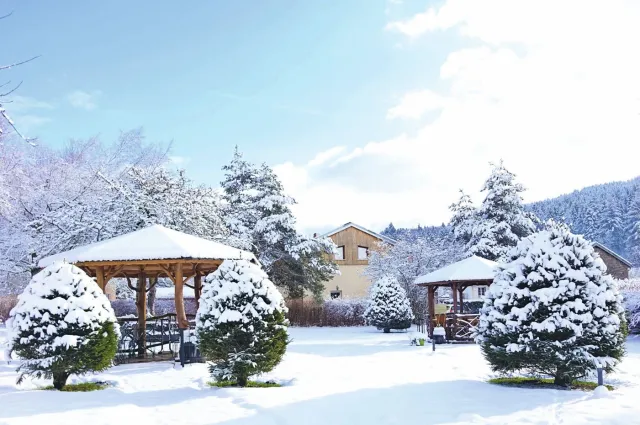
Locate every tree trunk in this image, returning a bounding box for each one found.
[554,370,572,387]
[147,277,157,316]
[237,375,248,387]
[53,371,70,390]
[383,328,390,334]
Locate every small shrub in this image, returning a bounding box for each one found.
[286,298,367,327]
[110,299,137,317]
[208,380,281,388]
[363,276,414,333]
[42,381,110,392]
[8,262,120,390]
[488,377,613,391]
[154,298,197,316]
[196,260,289,387]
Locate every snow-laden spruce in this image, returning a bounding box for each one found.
[477,227,626,386]
[450,161,536,261]
[7,262,119,389]
[363,276,414,333]
[196,259,288,387]
[220,147,337,300]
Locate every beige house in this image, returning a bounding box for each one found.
[321,222,396,299]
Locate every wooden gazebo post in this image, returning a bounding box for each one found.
[194,271,202,311]
[427,286,436,337]
[174,263,189,329]
[136,268,147,357]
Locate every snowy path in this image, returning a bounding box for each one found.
[1,327,640,425]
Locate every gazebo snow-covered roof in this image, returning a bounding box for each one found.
[39,224,256,267]
[38,224,257,332]
[415,255,499,341]
[414,255,498,286]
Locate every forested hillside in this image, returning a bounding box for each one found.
[528,177,640,265]
[382,176,640,266]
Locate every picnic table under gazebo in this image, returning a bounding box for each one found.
[38,224,257,361]
[414,255,498,342]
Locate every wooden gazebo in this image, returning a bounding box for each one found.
[38,225,257,356]
[415,255,497,341]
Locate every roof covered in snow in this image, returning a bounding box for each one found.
[38,224,257,267]
[414,255,498,285]
[320,222,397,245]
[593,242,633,267]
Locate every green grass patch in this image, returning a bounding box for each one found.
[208,380,282,388]
[488,377,613,391]
[41,382,110,392]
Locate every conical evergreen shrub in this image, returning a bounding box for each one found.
[477,228,626,386]
[8,262,119,389]
[196,260,288,387]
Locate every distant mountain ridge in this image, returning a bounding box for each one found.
[381,176,640,266]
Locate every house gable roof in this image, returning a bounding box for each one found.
[320,222,397,245]
[593,242,633,268]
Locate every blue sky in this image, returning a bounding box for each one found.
[6,1,640,233]
[3,0,447,185]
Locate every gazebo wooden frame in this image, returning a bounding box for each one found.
[418,278,492,341]
[75,258,232,359]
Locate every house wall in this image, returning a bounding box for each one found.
[323,226,384,299]
[594,246,630,280]
[329,227,382,266]
[105,281,116,301]
[322,265,371,299]
[462,285,489,301]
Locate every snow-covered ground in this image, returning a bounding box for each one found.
[1,326,640,425]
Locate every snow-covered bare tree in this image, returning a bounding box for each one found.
[365,229,464,319]
[477,227,626,386]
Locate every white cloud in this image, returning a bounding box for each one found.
[12,115,53,132]
[67,90,102,110]
[5,95,54,113]
[276,0,640,234]
[169,156,191,166]
[387,90,448,119]
[307,146,347,167]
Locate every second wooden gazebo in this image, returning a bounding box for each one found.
[38,224,257,354]
[415,255,497,341]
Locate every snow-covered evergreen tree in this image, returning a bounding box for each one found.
[220,146,259,251]
[450,161,536,261]
[363,276,414,333]
[7,262,119,389]
[449,190,476,243]
[477,228,626,386]
[381,222,397,237]
[220,148,337,300]
[196,260,288,386]
[625,188,640,265]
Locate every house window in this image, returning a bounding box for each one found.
[335,246,345,261]
[478,287,487,297]
[358,246,369,260]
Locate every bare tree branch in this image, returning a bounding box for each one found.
[0,55,41,71]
